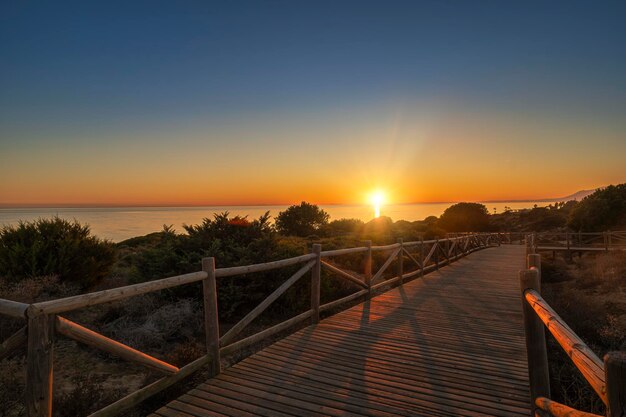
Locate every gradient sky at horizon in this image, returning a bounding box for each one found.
[1,0,625,206]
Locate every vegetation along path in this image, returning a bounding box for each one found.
[152,245,530,417]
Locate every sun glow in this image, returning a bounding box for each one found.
[370,191,385,218]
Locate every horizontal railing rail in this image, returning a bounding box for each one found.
[520,244,625,417]
[530,231,626,256]
[0,232,509,417]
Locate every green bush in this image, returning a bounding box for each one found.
[568,184,626,231]
[276,202,329,237]
[123,212,311,321]
[0,217,116,287]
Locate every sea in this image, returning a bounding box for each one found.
[0,202,549,242]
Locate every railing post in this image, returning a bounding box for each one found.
[528,253,541,275]
[311,244,322,324]
[435,239,439,271]
[608,230,612,249]
[520,265,550,415]
[26,312,55,417]
[420,237,425,277]
[364,240,372,298]
[566,231,571,260]
[605,351,626,417]
[604,231,609,251]
[202,257,221,377]
[397,238,404,285]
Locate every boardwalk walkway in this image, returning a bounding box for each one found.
[152,245,530,417]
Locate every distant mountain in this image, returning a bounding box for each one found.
[482,187,601,203]
[554,188,598,202]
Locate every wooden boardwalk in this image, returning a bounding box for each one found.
[151,245,530,417]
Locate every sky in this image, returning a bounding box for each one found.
[1,0,625,206]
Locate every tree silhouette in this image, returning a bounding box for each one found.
[568,184,626,231]
[276,202,329,237]
[437,202,490,232]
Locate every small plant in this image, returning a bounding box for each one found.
[0,217,116,288]
[0,357,26,417]
[52,374,126,417]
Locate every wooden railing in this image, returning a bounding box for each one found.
[0,233,507,417]
[520,245,626,417]
[529,231,626,256]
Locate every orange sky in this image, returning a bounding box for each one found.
[1,104,624,207]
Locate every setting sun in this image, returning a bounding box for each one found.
[370,191,386,218]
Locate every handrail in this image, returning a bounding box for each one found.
[29,271,209,315]
[320,246,368,257]
[525,289,606,403]
[520,250,626,417]
[0,232,507,417]
[215,253,317,277]
[533,231,626,255]
[0,299,29,318]
[535,397,603,417]
[371,242,401,251]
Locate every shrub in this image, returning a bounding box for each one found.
[568,184,626,231]
[0,357,25,417]
[0,217,115,287]
[519,206,567,230]
[52,374,126,417]
[322,218,364,236]
[276,202,329,237]
[437,202,490,232]
[0,275,80,340]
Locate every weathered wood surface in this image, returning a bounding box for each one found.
[55,316,179,375]
[524,289,606,403]
[151,245,530,417]
[535,397,602,417]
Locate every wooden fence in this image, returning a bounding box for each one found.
[0,233,504,417]
[529,231,626,258]
[520,242,626,417]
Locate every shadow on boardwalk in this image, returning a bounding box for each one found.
[152,245,530,417]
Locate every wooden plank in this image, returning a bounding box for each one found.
[321,246,369,257]
[219,310,312,356]
[310,244,322,324]
[26,314,54,417]
[0,299,29,318]
[219,260,315,346]
[321,260,367,288]
[371,247,401,284]
[520,270,550,413]
[89,353,214,417]
[605,351,626,417]
[319,289,369,312]
[202,258,220,377]
[29,271,208,315]
[215,253,316,278]
[0,325,27,360]
[535,397,602,417]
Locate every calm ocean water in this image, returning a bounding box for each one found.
[0,202,548,242]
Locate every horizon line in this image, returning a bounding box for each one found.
[0,197,571,209]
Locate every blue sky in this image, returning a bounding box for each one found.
[1,1,625,205]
